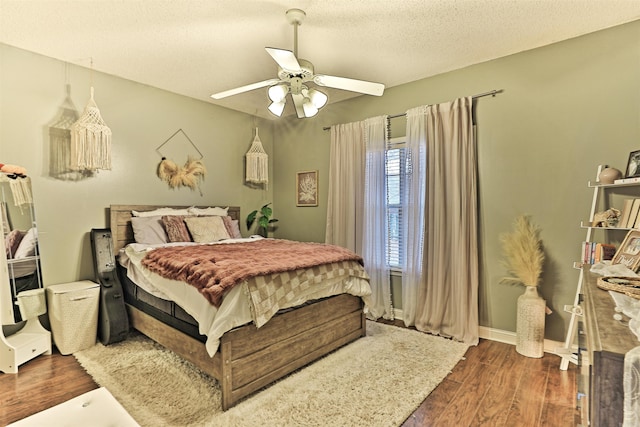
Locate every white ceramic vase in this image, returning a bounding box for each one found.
[516,286,545,358]
[598,167,623,184]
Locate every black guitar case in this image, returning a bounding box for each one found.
[90,228,129,345]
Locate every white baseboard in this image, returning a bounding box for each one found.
[478,326,516,344]
[393,309,565,355]
[478,326,565,355]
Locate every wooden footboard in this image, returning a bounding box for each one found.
[111,204,367,409]
[126,293,365,410]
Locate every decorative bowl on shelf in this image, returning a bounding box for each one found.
[599,167,623,184]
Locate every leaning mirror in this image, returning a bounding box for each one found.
[0,175,44,325]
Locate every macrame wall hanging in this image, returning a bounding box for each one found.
[48,83,87,180]
[245,127,268,187]
[69,86,112,172]
[156,129,207,195]
[0,173,32,209]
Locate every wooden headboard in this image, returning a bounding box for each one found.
[109,204,241,254]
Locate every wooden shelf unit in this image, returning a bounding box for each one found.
[559,171,640,372]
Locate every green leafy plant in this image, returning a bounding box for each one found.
[246,203,279,237]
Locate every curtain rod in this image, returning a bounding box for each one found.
[322,89,503,131]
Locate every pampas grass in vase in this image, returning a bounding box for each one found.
[500,215,546,358]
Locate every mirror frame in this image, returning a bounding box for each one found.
[0,176,44,325]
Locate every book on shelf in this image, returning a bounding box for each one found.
[628,199,640,228]
[595,243,617,262]
[619,198,634,228]
[614,177,640,185]
[581,242,617,264]
[633,209,640,229]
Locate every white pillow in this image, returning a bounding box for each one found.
[188,206,228,217]
[183,216,230,243]
[131,216,168,245]
[132,207,192,217]
[13,227,37,259]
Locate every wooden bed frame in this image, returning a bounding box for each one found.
[109,204,366,410]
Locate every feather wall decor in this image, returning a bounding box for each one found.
[157,156,207,193]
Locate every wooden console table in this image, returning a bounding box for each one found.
[581,269,639,426]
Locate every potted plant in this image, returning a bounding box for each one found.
[500,215,546,358]
[246,203,278,237]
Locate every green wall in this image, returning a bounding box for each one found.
[0,43,274,285]
[1,19,638,342]
[273,20,640,341]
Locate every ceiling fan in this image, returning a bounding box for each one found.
[210,8,385,118]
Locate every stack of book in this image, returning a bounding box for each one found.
[581,242,617,265]
[618,198,640,229]
[614,177,640,185]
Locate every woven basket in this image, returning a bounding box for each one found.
[596,276,640,299]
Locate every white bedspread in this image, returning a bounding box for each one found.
[7,257,37,279]
[119,237,372,356]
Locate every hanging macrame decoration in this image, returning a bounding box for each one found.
[69,87,112,172]
[156,129,207,195]
[8,177,33,208]
[0,170,32,208]
[49,84,83,180]
[245,128,268,186]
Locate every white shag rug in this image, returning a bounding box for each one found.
[74,321,469,427]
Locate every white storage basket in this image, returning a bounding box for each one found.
[46,281,100,355]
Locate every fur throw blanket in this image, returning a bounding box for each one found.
[141,239,364,306]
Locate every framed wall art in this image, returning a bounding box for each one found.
[612,229,640,272]
[625,150,640,178]
[296,170,318,207]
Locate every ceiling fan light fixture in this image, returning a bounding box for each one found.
[268,84,289,102]
[302,98,318,117]
[210,8,385,118]
[307,88,328,109]
[268,100,286,117]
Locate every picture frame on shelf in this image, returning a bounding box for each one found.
[612,229,640,272]
[625,150,640,178]
[296,170,318,207]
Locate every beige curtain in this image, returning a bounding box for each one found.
[325,121,365,254]
[403,97,479,344]
[362,116,393,319]
[326,117,393,319]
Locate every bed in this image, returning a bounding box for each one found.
[109,204,370,410]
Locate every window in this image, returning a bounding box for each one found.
[385,137,408,270]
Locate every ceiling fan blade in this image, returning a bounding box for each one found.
[265,47,301,72]
[211,79,280,99]
[291,93,305,118]
[313,74,385,96]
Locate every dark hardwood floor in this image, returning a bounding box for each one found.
[0,326,578,426]
[401,338,578,426]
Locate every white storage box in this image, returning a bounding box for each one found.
[47,280,100,355]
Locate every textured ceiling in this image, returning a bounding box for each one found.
[1,0,639,119]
